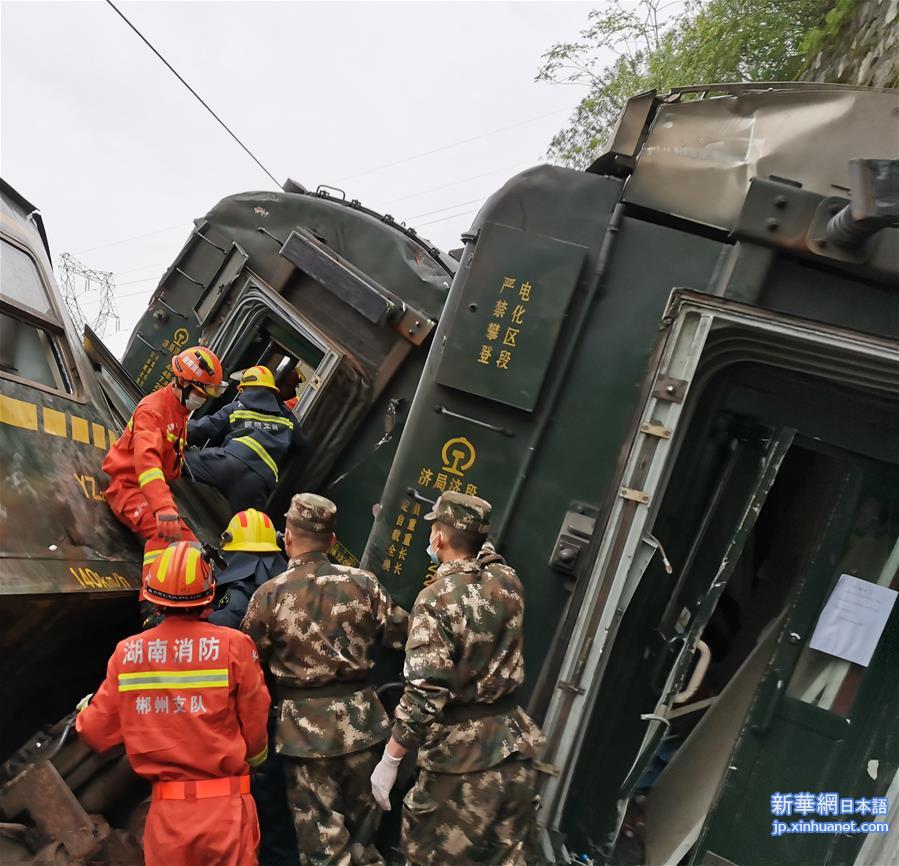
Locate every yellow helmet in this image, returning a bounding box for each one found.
[237,365,277,391]
[221,509,281,553]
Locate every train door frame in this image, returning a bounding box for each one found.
[686,459,899,866]
[204,273,346,427]
[535,290,899,862]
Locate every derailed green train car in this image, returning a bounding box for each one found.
[363,83,899,865]
[116,182,456,562]
[0,181,146,754]
[0,181,159,865]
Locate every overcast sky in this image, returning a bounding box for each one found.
[2,0,601,356]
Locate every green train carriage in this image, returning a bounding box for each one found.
[362,82,899,866]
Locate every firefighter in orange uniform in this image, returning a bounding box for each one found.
[76,541,271,866]
[103,346,226,577]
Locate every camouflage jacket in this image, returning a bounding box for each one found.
[392,543,544,773]
[241,552,408,758]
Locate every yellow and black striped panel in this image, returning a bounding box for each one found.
[0,394,118,449]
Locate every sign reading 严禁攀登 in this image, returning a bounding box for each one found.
[435,222,586,412]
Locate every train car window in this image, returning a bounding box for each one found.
[1,238,53,316]
[0,310,72,393]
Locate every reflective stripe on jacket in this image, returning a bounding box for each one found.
[76,616,271,779]
[187,388,305,482]
[102,385,188,514]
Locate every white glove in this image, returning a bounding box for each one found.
[371,748,402,810]
[76,693,93,713]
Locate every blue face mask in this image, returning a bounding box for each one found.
[426,539,439,565]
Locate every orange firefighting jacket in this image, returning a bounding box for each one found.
[76,616,270,780]
[103,385,189,515]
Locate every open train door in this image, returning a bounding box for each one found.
[686,463,899,866]
[610,425,795,855]
[536,291,899,866]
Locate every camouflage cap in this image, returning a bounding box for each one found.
[424,490,491,534]
[285,493,337,534]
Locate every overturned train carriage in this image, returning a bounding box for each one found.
[0,180,149,864]
[0,181,146,751]
[116,182,457,560]
[363,83,899,866]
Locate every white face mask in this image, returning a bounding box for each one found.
[185,391,205,412]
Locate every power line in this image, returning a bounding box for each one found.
[88,203,479,309]
[104,0,280,188]
[80,6,566,267]
[334,108,567,183]
[79,268,162,298]
[107,196,480,287]
[115,260,169,277]
[75,223,190,256]
[116,275,160,289]
[82,283,156,303]
[100,205,475,300]
[417,208,479,228]
[407,198,483,220]
[379,161,529,207]
[105,198,481,290]
[73,156,537,259]
[79,168,533,295]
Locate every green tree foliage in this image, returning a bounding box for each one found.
[539,0,838,167]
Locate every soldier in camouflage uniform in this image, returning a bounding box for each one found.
[241,493,409,866]
[370,491,545,866]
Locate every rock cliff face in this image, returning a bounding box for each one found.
[803,0,899,88]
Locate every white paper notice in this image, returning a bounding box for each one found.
[808,574,898,667]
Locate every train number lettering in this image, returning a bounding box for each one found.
[74,475,105,501]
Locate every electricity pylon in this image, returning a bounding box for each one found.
[59,253,120,338]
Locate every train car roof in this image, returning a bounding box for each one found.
[0,178,52,263]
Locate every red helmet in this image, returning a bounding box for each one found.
[144,541,215,608]
[171,346,226,398]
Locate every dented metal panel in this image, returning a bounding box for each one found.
[625,86,899,230]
